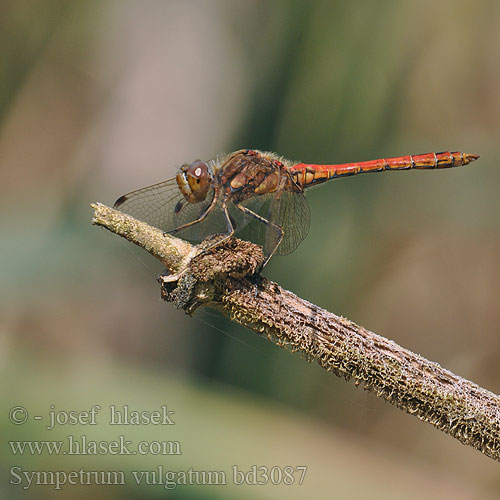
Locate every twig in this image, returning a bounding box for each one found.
[92,202,500,462]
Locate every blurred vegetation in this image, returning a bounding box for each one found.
[1,1,499,498]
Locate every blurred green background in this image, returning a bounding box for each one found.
[1,0,499,498]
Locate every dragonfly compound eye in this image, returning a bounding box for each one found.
[177,161,211,202]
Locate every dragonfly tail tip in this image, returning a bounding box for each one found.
[465,153,480,164]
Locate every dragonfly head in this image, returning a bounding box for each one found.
[176,161,213,203]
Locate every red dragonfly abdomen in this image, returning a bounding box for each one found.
[291,151,479,189]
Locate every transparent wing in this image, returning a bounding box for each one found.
[230,189,310,256]
[113,178,183,232]
[268,189,310,255]
[173,192,231,241]
[113,178,221,240]
[226,194,270,248]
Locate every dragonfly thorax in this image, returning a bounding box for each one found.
[176,161,214,203]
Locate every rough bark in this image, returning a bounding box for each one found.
[92,202,500,462]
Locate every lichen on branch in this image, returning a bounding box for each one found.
[92,202,500,462]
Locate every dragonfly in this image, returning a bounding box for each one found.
[114,149,479,269]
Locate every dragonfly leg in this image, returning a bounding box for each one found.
[195,201,235,255]
[235,203,283,271]
[164,192,218,236]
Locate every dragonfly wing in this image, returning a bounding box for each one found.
[231,194,273,249]
[173,190,230,241]
[230,190,310,256]
[113,178,220,240]
[113,178,183,233]
[268,190,310,255]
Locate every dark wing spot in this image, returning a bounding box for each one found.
[113,195,128,208]
[174,199,185,215]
